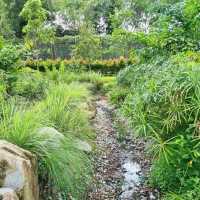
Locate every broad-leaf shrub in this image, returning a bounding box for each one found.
[10,68,48,100]
[127,0,200,61]
[0,45,20,71]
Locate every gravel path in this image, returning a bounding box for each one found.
[88,97,122,200]
[88,97,160,200]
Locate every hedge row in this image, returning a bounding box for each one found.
[24,57,135,74]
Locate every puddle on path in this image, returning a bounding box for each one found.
[120,155,141,199]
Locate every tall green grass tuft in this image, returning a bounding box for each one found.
[0,82,94,199]
[37,82,94,139]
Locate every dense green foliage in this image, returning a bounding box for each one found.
[109,0,200,199]
[0,66,99,199]
[1,0,200,199]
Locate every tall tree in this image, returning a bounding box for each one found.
[73,24,102,60]
[1,0,27,37]
[0,1,13,38]
[20,0,55,49]
[81,0,122,34]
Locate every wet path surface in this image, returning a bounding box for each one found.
[88,97,160,200]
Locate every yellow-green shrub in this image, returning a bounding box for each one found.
[24,57,135,74]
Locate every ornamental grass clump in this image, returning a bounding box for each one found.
[0,82,93,199]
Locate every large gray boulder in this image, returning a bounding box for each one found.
[38,127,92,152]
[0,188,19,200]
[75,139,92,152]
[38,127,64,139]
[37,127,64,148]
[0,140,39,200]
